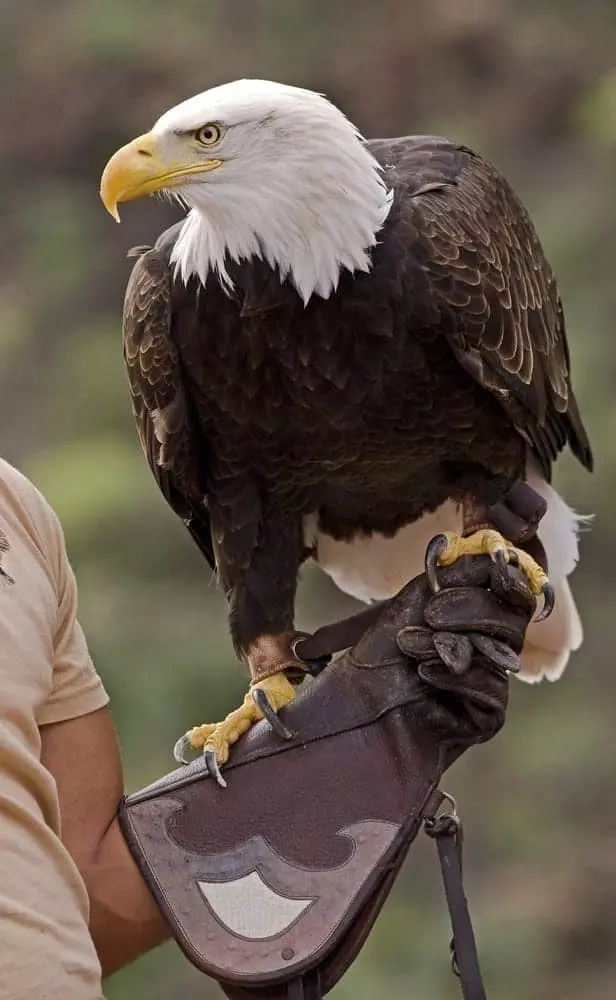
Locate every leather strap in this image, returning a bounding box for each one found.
[424,801,487,1000]
[294,603,389,666]
[296,533,542,671]
[287,971,322,1000]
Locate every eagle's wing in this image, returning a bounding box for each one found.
[378,137,593,478]
[122,236,216,570]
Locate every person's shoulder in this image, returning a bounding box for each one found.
[0,458,63,559]
[0,457,42,495]
[0,457,55,515]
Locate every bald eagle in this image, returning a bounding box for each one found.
[100,80,592,784]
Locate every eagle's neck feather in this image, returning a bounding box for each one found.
[170,139,393,304]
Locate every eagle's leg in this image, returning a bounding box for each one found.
[174,509,311,785]
[174,637,309,786]
[176,664,298,788]
[425,482,555,620]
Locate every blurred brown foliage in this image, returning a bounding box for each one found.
[1,1,615,997]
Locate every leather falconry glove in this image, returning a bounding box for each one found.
[119,553,535,1000]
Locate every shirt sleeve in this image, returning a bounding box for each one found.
[37,509,109,727]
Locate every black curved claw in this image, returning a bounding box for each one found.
[204,748,227,789]
[252,688,294,740]
[425,534,449,594]
[173,734,194,765]
[491,546,511,591]
[507,549,520,568]
[535,580,555,622]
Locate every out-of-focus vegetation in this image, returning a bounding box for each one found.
[1,1,614,997]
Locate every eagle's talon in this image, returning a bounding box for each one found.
[204,749,227,788]
[491,545,508,564]
[491,546,512,592]
[251,687,294,739]
[425,534,449,593]
[492,544,508,568]
[536,581,556,622]
[429,528,554,622]
[173,733,195,765]
[507,549,520,568]
[172,671,296,779]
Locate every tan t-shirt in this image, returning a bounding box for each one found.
[0,459,109,999]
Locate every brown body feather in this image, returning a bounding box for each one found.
[122,137,592,654]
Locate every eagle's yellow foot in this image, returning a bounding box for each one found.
[173,671,296,788]
[425,529,555,621]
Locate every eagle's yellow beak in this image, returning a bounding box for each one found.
[99,132,222,222]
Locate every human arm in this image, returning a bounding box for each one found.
[21,476,173,976]
[41,706,171,977]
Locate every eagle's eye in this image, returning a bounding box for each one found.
[195,123,223,146]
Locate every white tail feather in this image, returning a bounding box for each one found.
[307,466,588,684]
[520,577,582,681]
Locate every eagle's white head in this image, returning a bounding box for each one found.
[100,79,392,303]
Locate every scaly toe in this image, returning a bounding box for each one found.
[426,529,508,593]
[186,722,218,750]
[426,528,554,622]
[251,687,293,739]
[202,726,235,767]
[249,671,296,738]
[173,722,217,764]
[513,549,549,595]
[482,535,553,621]
[172,672,298,782]
[173,696,261,778]
[513,548,553,619]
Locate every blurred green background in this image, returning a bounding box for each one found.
[1,1,615,997]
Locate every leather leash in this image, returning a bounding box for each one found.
[294,602,389,668]
[424,796,487,1000]
[284,789,488,1000]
